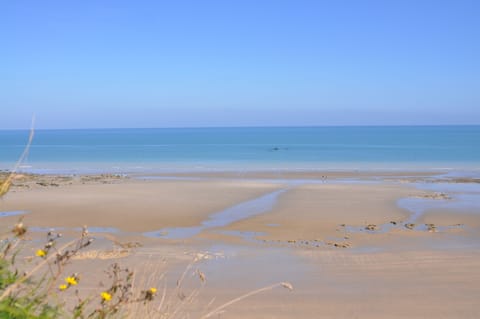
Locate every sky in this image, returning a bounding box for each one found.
[1,0,479,129]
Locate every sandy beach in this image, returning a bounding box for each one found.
[1,171,480,318]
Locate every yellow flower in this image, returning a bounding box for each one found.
[65,276,78,286]
[59,284,68,291]
[149,287,157,294]
[36,249,46,257]
[101,292,112,301]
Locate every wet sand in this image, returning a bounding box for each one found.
[1,171,480,318]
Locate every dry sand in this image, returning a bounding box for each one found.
[218,182,415,242]
[1,177,282,232]
[1,172,479,318]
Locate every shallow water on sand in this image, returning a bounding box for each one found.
[144,188,288,239]
[0,210,28,218]
[398,182,480,224]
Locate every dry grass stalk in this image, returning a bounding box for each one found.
[199,281,294,319]
[0,116,35,198]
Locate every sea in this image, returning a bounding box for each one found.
[0,126,479,174]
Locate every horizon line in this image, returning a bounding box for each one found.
[2,123,480,131]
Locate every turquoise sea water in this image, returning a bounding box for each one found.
[0,126,479,173]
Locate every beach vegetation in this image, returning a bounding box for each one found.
[0,219,292,318]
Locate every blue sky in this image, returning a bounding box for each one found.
[1,0,479,129]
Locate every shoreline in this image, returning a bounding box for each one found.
[2,159,480,177]
[4,167,480,177]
